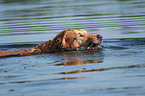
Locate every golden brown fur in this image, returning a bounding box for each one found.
[0,29,103,56]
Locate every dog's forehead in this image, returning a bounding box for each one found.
[75,29,87,34]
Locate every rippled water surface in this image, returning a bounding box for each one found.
[0,0,145,96]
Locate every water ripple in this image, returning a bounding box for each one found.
[1,0,145,96]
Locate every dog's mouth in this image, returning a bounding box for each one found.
[87,42,102,49]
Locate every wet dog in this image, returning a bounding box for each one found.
[0,29,103,56]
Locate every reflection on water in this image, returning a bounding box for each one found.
[60,68,105,74]
[59,63,145,74]
[55,50,104,66]
[58,58,103,66]
[0,0,145,96]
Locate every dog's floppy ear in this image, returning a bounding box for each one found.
[52,30,70,49]
[60,30,70,49]
[60,30,76,49]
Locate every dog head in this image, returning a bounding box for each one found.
[60,29,103,49]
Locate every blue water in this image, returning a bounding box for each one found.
[0,0,145,96]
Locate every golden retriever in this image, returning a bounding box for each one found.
[0,29,103,56]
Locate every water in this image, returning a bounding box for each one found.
[0,0,145,96]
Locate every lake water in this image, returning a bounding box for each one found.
[0,0,145,96]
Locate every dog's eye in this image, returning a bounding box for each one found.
[78,33,84,37]
[80,34,83,37]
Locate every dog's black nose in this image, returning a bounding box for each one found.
[97,34,103,40]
